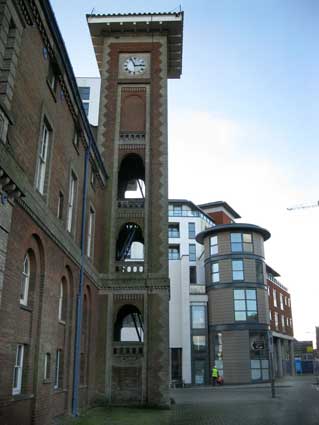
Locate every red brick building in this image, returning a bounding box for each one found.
[0,1,107,424]
[266,265,294,377]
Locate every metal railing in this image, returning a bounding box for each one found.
[189,284,206,294]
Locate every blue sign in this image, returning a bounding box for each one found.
[295,358,302,374]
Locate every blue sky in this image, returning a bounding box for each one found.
[51,0,319,343]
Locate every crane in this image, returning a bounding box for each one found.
[287,201,319,211]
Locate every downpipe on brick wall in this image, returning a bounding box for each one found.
[72,139,91,416]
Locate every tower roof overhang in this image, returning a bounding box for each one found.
[87,12,184,79]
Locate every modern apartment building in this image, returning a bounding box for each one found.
[169,201,295,385]
[267,265,294,377]
[168,200,214,385]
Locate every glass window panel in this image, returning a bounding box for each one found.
[234,290,245,299]
[232,260,243,271]
[247,311,258,320]
[210,245,218,255]
[212,272,220,283]
[194,360,205,385]
[215,360,223,371]
[82,102,89,116]
[192,335,206,351]
[261,360,269,368]
[246,290,256,299]
[231,242,242,252]
[188,223,196,239]
[251,368,261,380]
[212,263,219,272]
[78,86,90,100]
[189,244,196,261]
[231,233,241,242]
[234,300,246,310]
[247,300,257,310]
[243,243,253,252]
[251,360,260,368]
[243,233,252,242]
[210,236,217,245]
[235,311,246,321]
[192,306,205,329]
[262,368,269,380]
[233,271,244,280]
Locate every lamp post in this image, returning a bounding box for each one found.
[268,330,276,398]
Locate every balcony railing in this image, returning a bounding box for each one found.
[115,261,144,273]
[119,132,145,144]
[267,274,288,291]
[113,342,144,356]
[190,284,206,295]
[118,199,144,209]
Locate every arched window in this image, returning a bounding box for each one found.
[20,254,30,305]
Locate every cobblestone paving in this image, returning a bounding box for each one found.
[61,375,319,425]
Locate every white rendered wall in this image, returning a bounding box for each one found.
[168,208,211,384]
[76,77,101,126]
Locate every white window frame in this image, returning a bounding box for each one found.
[280,293,284,310]
[232,259,244,281]
[58,281,64,321]
[189,243,196,262]
[274,312,279,329]
[87,207,95,258]
[210,235,218,255]
[281,314,285,331]
[20,254,30,306]
[273,289,277,307]
[12,344,24,395]
[36,121,50,194]
[54,349,61,389]
[44,353,50,380]
[67,172,77,233]
[211,262,220,283]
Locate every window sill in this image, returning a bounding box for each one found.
[43,379,51,385]
[53,388,65,394]
[46,79,57,102]
[20,304,32,312]
[12,393,34,401]
[58,320,66,326]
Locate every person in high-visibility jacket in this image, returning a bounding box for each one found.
[212,365,219,386]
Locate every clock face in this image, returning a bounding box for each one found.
[123,56,146,76]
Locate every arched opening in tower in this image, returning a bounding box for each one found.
[114,304,144,342]
[118,154,145,199]
[116,222,144,261]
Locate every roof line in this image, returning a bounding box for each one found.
[40,0,108,180]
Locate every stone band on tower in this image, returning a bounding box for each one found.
[87,12,183,406]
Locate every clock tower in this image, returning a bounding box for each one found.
[87,13,183,406]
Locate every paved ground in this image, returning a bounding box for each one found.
[61,375,319,425]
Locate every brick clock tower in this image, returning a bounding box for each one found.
[87,13,183,405]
